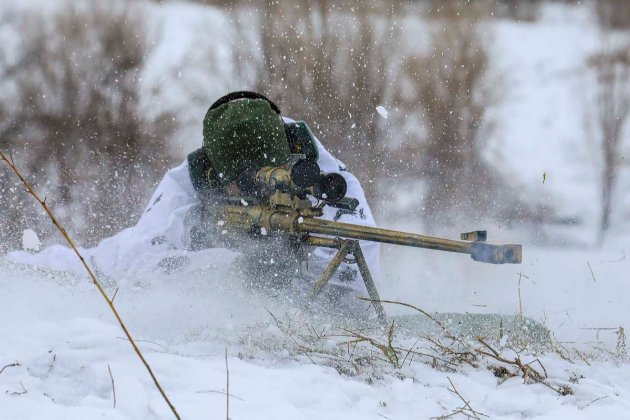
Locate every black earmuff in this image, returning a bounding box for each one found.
[208,91,281,115]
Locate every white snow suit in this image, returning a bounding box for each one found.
[8,135,380,298]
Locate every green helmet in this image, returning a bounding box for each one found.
[202,94,291,183]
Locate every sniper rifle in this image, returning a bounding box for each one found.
[215,156,522,322]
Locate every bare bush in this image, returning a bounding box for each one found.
[0,4,176,249]
[400,2,510,227]
[229,1,402,204]
[425,0,539,22]
[495,0,540,22]
[596,0,630,30]
[587,42,630,242]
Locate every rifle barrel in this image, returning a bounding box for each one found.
[222,205,522,264]
[298,218,469,254]
[297,218,521,264]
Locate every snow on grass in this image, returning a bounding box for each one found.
[1,256,629,419]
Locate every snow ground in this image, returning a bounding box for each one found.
[1,1,629,419]
[1,256,629,420]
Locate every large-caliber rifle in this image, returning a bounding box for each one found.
[216,156,522,322]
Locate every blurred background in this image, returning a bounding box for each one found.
[0,0,628,255]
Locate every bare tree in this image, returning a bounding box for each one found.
[0,4,176,249]
[228,1,402,204]
[425,0,539,22]
[399,1,507,228]
[587,42,630,242]
[596,0,630,30]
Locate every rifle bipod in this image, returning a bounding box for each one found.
[305,236,387,323]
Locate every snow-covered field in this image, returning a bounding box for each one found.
[1,1,629,419]
[1,254,629,420]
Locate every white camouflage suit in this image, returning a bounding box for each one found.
[8,123,380,306]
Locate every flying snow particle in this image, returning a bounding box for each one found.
[22,229,40,252]
[261,227,268,236]
[221,230,228,235]
[298,217,304,223]
[376,105,389,119]
[217,220,225,226]
[240,199,249,206]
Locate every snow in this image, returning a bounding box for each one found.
[1,256,629,420]
[1,1,629,419]
[376,106,389,120]
[21,229,40,252]
[488,11,602,227]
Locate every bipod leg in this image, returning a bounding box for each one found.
[350,242,387,323]
[307,240,351,301]
[306,237,387,324]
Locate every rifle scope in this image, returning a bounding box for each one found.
[254,159,348,203]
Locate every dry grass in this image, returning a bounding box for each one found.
[0,151,181,419]
[240,301,583,399]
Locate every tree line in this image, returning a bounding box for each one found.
[0,0,627,251]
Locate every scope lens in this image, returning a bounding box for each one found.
[321,173,347,201]
[290,160,320,188]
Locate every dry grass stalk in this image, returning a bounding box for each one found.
[0,362,21,375]
[430,376,488,419]
[107,364,116,408]
[517,272,530,320]
[225,348,230,420]
[616,327,628,360]
[339,322,400,368]
[549,333,576,364]
[587,262,597,283]
[475,337,573,396]
[581,395,609,409]
[0,151,181,419]
[358,297,467,346]
[423,336,479,369]
[9,381,28,396]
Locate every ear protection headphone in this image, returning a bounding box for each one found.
[208,91,282,115]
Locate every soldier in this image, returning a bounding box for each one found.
[8,91,380,314]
